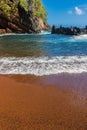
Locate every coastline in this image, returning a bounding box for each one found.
[0,30,51,37]
[0,74,87,130]
[0,29,87,37]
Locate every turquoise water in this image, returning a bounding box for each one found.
[0,32,87,75]
[0,33,87,57]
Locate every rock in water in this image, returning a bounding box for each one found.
[51,25,87,35]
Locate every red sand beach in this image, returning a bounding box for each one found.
[0,74,87,130]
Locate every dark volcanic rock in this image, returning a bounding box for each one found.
[51,25,87,35]
[18,3,37,33]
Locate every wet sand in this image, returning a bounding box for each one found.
[0,74,87,130]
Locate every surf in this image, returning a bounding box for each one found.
[0,56,87,75]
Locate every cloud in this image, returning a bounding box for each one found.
[68,10,73,14]
[75,6,84,15]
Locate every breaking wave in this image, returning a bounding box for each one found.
[40,30,51,35]
[69,34,87,42]
[0,56,87,76]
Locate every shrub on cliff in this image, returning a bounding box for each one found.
[0,0,48,33]
[33,0,47,22]
[0,1,11,17]
[0,0,47,23]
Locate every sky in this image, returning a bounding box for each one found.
[43,0,87,27]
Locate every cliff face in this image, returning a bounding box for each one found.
[0,0,49,34]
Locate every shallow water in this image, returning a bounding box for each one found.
[0,32,87,75]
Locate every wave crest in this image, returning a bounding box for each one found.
[0,56,87,75]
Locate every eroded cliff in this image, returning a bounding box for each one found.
[0,0,49,34]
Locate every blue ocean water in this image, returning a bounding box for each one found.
[0,31,87,75]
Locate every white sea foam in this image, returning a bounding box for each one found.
[74,34,87,39]
[40,30,51,35]
[70,34,87,42]
[0,31,51,37]
[0,33,15,37]
[0,56,87,75]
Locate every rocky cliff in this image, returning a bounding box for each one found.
[0,0,49,34]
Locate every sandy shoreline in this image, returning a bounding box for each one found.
[0,74,87,130]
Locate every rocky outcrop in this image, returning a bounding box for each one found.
[51,25,87,35]
[0,0,49,34]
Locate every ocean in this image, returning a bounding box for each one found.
[0,31,87,76]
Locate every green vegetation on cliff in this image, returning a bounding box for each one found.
[0,0,47,22]
[33,0,47,22]
[0,0,49,33]
[0,1,11,17]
